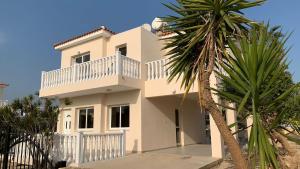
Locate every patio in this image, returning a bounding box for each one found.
[79,144,222,169]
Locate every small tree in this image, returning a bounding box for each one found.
[0,94,59,169]
[215,25,299,168]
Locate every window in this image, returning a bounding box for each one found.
[74,54,90,64]
[78,108,94,129]
[117,45,127,56]
[110,105,129,128]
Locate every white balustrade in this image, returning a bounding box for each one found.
[0,100,8,107]
[146,58,170,80]
[41,53,140,89]
[51,131,125,166]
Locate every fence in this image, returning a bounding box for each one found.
[51,131,126,166]
[0,129,126,169]
[41,52,140,89]
[0,128,55,169]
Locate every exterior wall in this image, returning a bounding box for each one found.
[181,98,206,145]
[61,38,107,68]
[102,90,142,153]
[141,96,179,151]
[57,90,142,153]
[141,95,206,152]
[145,78,198,97]
[57,94,105,134]
[59,26,143,69]
[50,25,210,155]
[106,27,142,61]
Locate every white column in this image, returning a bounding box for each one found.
[72,64,77,83]
[209,73,225,158]
[226,103,238,140]
[75,132,83,166]
[121,130,126,157]
[209,114,225,158]
[246,115,253,140]
[116,51,122,75]
[41,71,45,89]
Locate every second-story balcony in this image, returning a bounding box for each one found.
[145,58,198,98]
[40,53,141,98]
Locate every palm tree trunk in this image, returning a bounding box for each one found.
[199,73,248,169]
[197,33,249,169]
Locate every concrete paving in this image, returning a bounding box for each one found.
[80,144,221,169]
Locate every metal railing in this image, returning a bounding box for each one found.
[41,52,140,89]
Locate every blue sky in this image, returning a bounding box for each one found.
[0,0,299,101]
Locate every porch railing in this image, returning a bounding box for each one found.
[146,58,171,80]
[0,100,8,107]
[51,131,126,166]
[41,52,140,89]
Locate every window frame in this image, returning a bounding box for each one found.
[77,107,94,130]
[72,53,90,65]
[109,104,130,130]
[116,44,127,56]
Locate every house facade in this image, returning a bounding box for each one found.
[0,83,8,107]
[39,23,240,162]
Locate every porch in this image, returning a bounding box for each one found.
[79,144,222,169]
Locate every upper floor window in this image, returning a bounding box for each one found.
[74,53,90,64]
[78,108,94,129]
[117,45,127,56]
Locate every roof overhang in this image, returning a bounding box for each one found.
[54,30,113,51]
[0,83,9,88]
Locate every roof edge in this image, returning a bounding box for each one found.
[53,26,115,49]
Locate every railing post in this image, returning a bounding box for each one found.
[121,130,126,157]
[41,71,45,89]
[116,51,122,76]
[72,65,77,83]
[75,132,83,165]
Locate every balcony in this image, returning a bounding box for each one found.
[40,53,141,98]
[0,100,8,107]
[145,59,198,98]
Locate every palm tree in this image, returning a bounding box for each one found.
[215,25,299,168]
[162,0,264,168]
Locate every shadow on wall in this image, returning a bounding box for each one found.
[130,139,138,153]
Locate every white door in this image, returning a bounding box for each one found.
[63,111,72,134]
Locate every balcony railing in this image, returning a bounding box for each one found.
[0,100,8,107]
[146,58,171,80]
[41,53,140,89]
[51,131,126,165]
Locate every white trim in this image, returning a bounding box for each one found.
[108,104,130,130]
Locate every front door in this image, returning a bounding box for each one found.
[63,111,72,134]
[175,109,181,146]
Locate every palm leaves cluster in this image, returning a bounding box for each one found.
[162,0,264,92]
[215,25,299,169]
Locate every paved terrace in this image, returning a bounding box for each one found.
[79,144,221,169]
